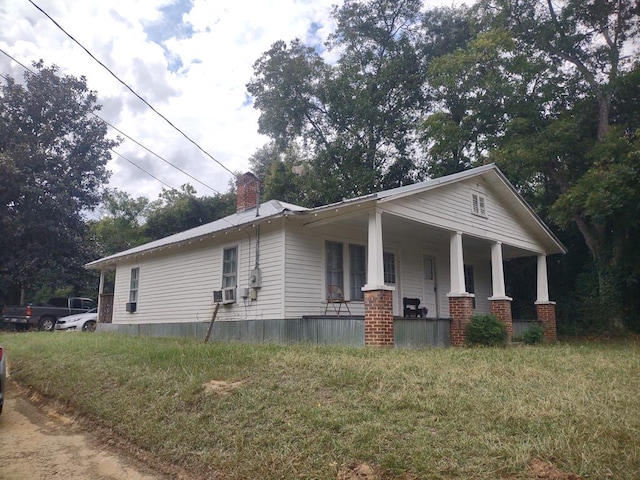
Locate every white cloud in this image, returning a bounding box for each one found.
[1,0,456,202]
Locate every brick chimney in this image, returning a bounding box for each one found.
[236,172,261,213]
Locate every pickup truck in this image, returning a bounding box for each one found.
[2,297,97,332]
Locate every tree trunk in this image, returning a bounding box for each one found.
[596,92,612,141]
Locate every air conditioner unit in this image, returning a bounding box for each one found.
[222,287,236,304]
[213,290,223,303]
[125,302,137,313]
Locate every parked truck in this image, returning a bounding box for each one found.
[1,297,97,332]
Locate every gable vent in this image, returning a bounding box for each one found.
[472,193,486,217]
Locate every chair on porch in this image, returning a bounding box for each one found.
[403,297,426,318]
[325,285,352,317]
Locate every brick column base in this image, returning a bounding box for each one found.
[364,290,394,346]
[490,298,513,340]
[536,302,557,342]
[449,296,474,346]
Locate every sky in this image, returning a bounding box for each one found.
[0,0,455,204]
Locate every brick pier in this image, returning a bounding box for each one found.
[364,290,394,346]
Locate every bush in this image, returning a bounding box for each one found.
[466,313,507,347]
[523,324,545,345]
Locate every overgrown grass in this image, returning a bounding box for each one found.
[2,332,639,479]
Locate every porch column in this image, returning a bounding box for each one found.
[363,211,394,346]
[488,241,513,339]
[97,270,105,323]
[535,254,557,342]
[448,232,474,346]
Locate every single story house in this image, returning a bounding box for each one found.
[87,164,565,346]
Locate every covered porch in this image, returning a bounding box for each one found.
[307,202,559,347]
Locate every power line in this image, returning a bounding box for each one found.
[111,149,177,190]
[0,47,220,195]
[97,116,221,194]
[28,0,238,179]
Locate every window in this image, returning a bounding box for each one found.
[464,264,476,308]
[349,244,366,300]
[423,256,434,281]
[129,267,140,303]
[222,247,238,288]
[471,193,487,217]
[326,241,344,292]
[383,251,396,285]
[81,299,96,310]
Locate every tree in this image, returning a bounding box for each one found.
[0,62,119,303]
[480,0,640,329]
[88,189,152,257]
[249,142,309,205]
[247,0,426,204]
[144,185,236,240]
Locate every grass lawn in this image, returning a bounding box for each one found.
[1,332,639,479]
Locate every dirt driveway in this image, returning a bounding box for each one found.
[0,382,173,480]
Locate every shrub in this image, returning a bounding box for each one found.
[466,313,507,347]
[523,324,545,345]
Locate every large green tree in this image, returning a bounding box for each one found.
[88,189,152,257]
[479,0,640,329]
[247,0,426,204]
[0,62,119,304]
[144,185,236,240]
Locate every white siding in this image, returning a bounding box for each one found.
[381,179,547,253]
[283,222,369,318]
[111,224,286,324]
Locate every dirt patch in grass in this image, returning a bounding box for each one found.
[202,379,244,396]
[337,462,377,480]
[529,458,583,480]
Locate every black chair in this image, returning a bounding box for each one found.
[403,297,423,318]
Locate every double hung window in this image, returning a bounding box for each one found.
[222,247,238,288]
[129,267,140,303]
[349,244,366,301]
[325,241,344,292]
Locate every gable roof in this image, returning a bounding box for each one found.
[86,164,565,269]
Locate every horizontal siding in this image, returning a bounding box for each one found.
[284,223,369,318]
[111,224,285,325]
[381,179,546,253]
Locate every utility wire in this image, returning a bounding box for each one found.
[28,0,238,178]
[0,47,220,195]
[97,116,221,194]
[111,149,177,190]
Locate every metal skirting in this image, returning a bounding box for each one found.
[393,318,451,348]
[512,319,542,338]
[97,317,366,346]
[97,316,453,347]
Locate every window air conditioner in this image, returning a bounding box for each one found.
[222,287,236,304]
[125,302,137,313]
[213,289,236,304]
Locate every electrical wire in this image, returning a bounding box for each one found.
[28,0,238,178]
[111,149,177,190]
[0,47,220,194]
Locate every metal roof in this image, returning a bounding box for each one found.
[86,164,565,269]
[86,199,308,268]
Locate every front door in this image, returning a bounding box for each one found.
[422,256,438,318]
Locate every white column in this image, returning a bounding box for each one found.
[489,241,511,300]
[536,254,550,303]
[448,231,467,296]
[97,270,105,323]
[363,210,390,291]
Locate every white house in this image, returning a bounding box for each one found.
[87,164,565,346]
